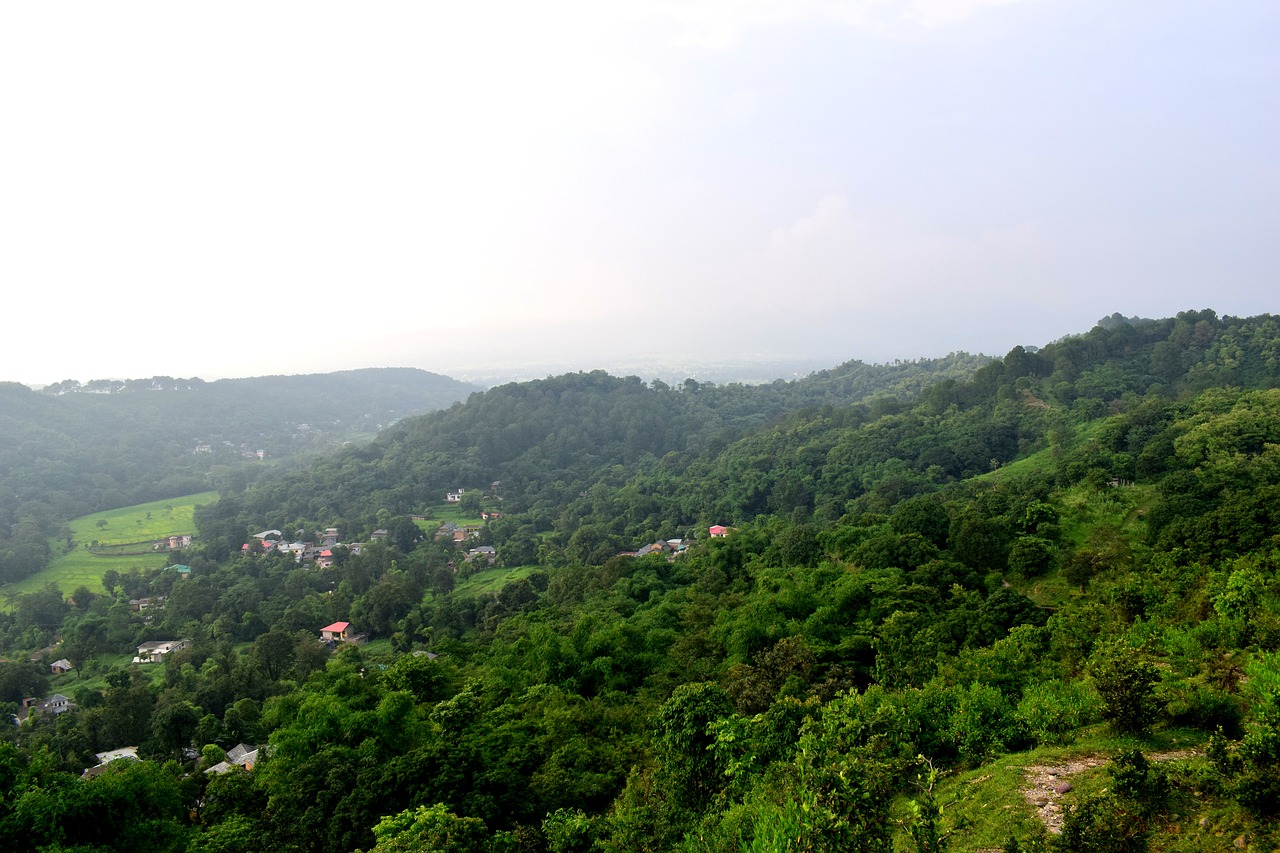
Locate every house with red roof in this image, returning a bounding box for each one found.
[709,525,729,538]
[320,621,351,643]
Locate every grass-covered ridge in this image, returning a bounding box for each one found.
[1,491,215,601]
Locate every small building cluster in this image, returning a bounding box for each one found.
[154,534,192,551]
[240,527,369,566]
[205,743,261,775]
[618,538,691,560]
[616,526,731,559]
[436,521,482,545]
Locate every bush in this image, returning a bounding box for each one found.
[1056,793,1148,853]
[948,682,1028,765]
[1088,643,1161,734]
[1162,683,1242,736]
[1017,679,1100,745]
[1008,536,1055,578]
[1108,750,1168,816]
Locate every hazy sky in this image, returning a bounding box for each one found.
[2,1,1276,385]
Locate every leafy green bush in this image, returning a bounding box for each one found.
[1088,643,1161,734]
[1162,682,1242,735]
[1016,679,1100,745]
[947,682,1028,765]
[1056,792,1149,853]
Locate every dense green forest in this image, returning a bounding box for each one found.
[0,368,478,586]
[3,310,1280,851]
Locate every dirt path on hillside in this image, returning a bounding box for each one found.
[1021,749,1197,833]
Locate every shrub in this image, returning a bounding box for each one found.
[1016,679,1100,745]
[1088,643,1161,734]
[948,682,1028,765]
[1056,793,1148,853]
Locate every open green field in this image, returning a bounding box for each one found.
[1,491,218,602]
[455,565,540,597]
[413,503,488,528]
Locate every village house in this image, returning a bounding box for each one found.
[83,747,139,778]
[279,541,314,562]
[205,742,261,775]
[134,639,190,664]
[634,541,671,558]
[50,658,73,675]
[14,697,41,725]
[626,538,691,561]
[446,488,466,503]
[466,545,497,565]
[38,694,76,717]
[320,621,351,643]
[709,525,730,537]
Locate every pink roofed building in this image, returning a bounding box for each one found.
[320,621,351,642]
[709,525,729,538]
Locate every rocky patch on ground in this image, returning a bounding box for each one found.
[1021,749,1197,833]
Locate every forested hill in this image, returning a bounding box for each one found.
[199,352,989,554]
[6,310,1280,852]
[203,310,1277,559]
[0,368,478,585]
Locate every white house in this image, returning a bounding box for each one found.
[134,639,190,663]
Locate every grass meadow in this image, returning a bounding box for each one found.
[455,565,539,597]
[2,491,219,603]
[413,503,488,529]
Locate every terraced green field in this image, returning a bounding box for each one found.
[1,491,218,602]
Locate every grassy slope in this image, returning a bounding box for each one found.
[2,491,218,601]
[455,565,539,597]
[932,424,1245,850]
[924,724,1257,851]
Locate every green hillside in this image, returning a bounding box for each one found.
[2,311,1280,852]
[0,368,478,588]
[1,492,217,603]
